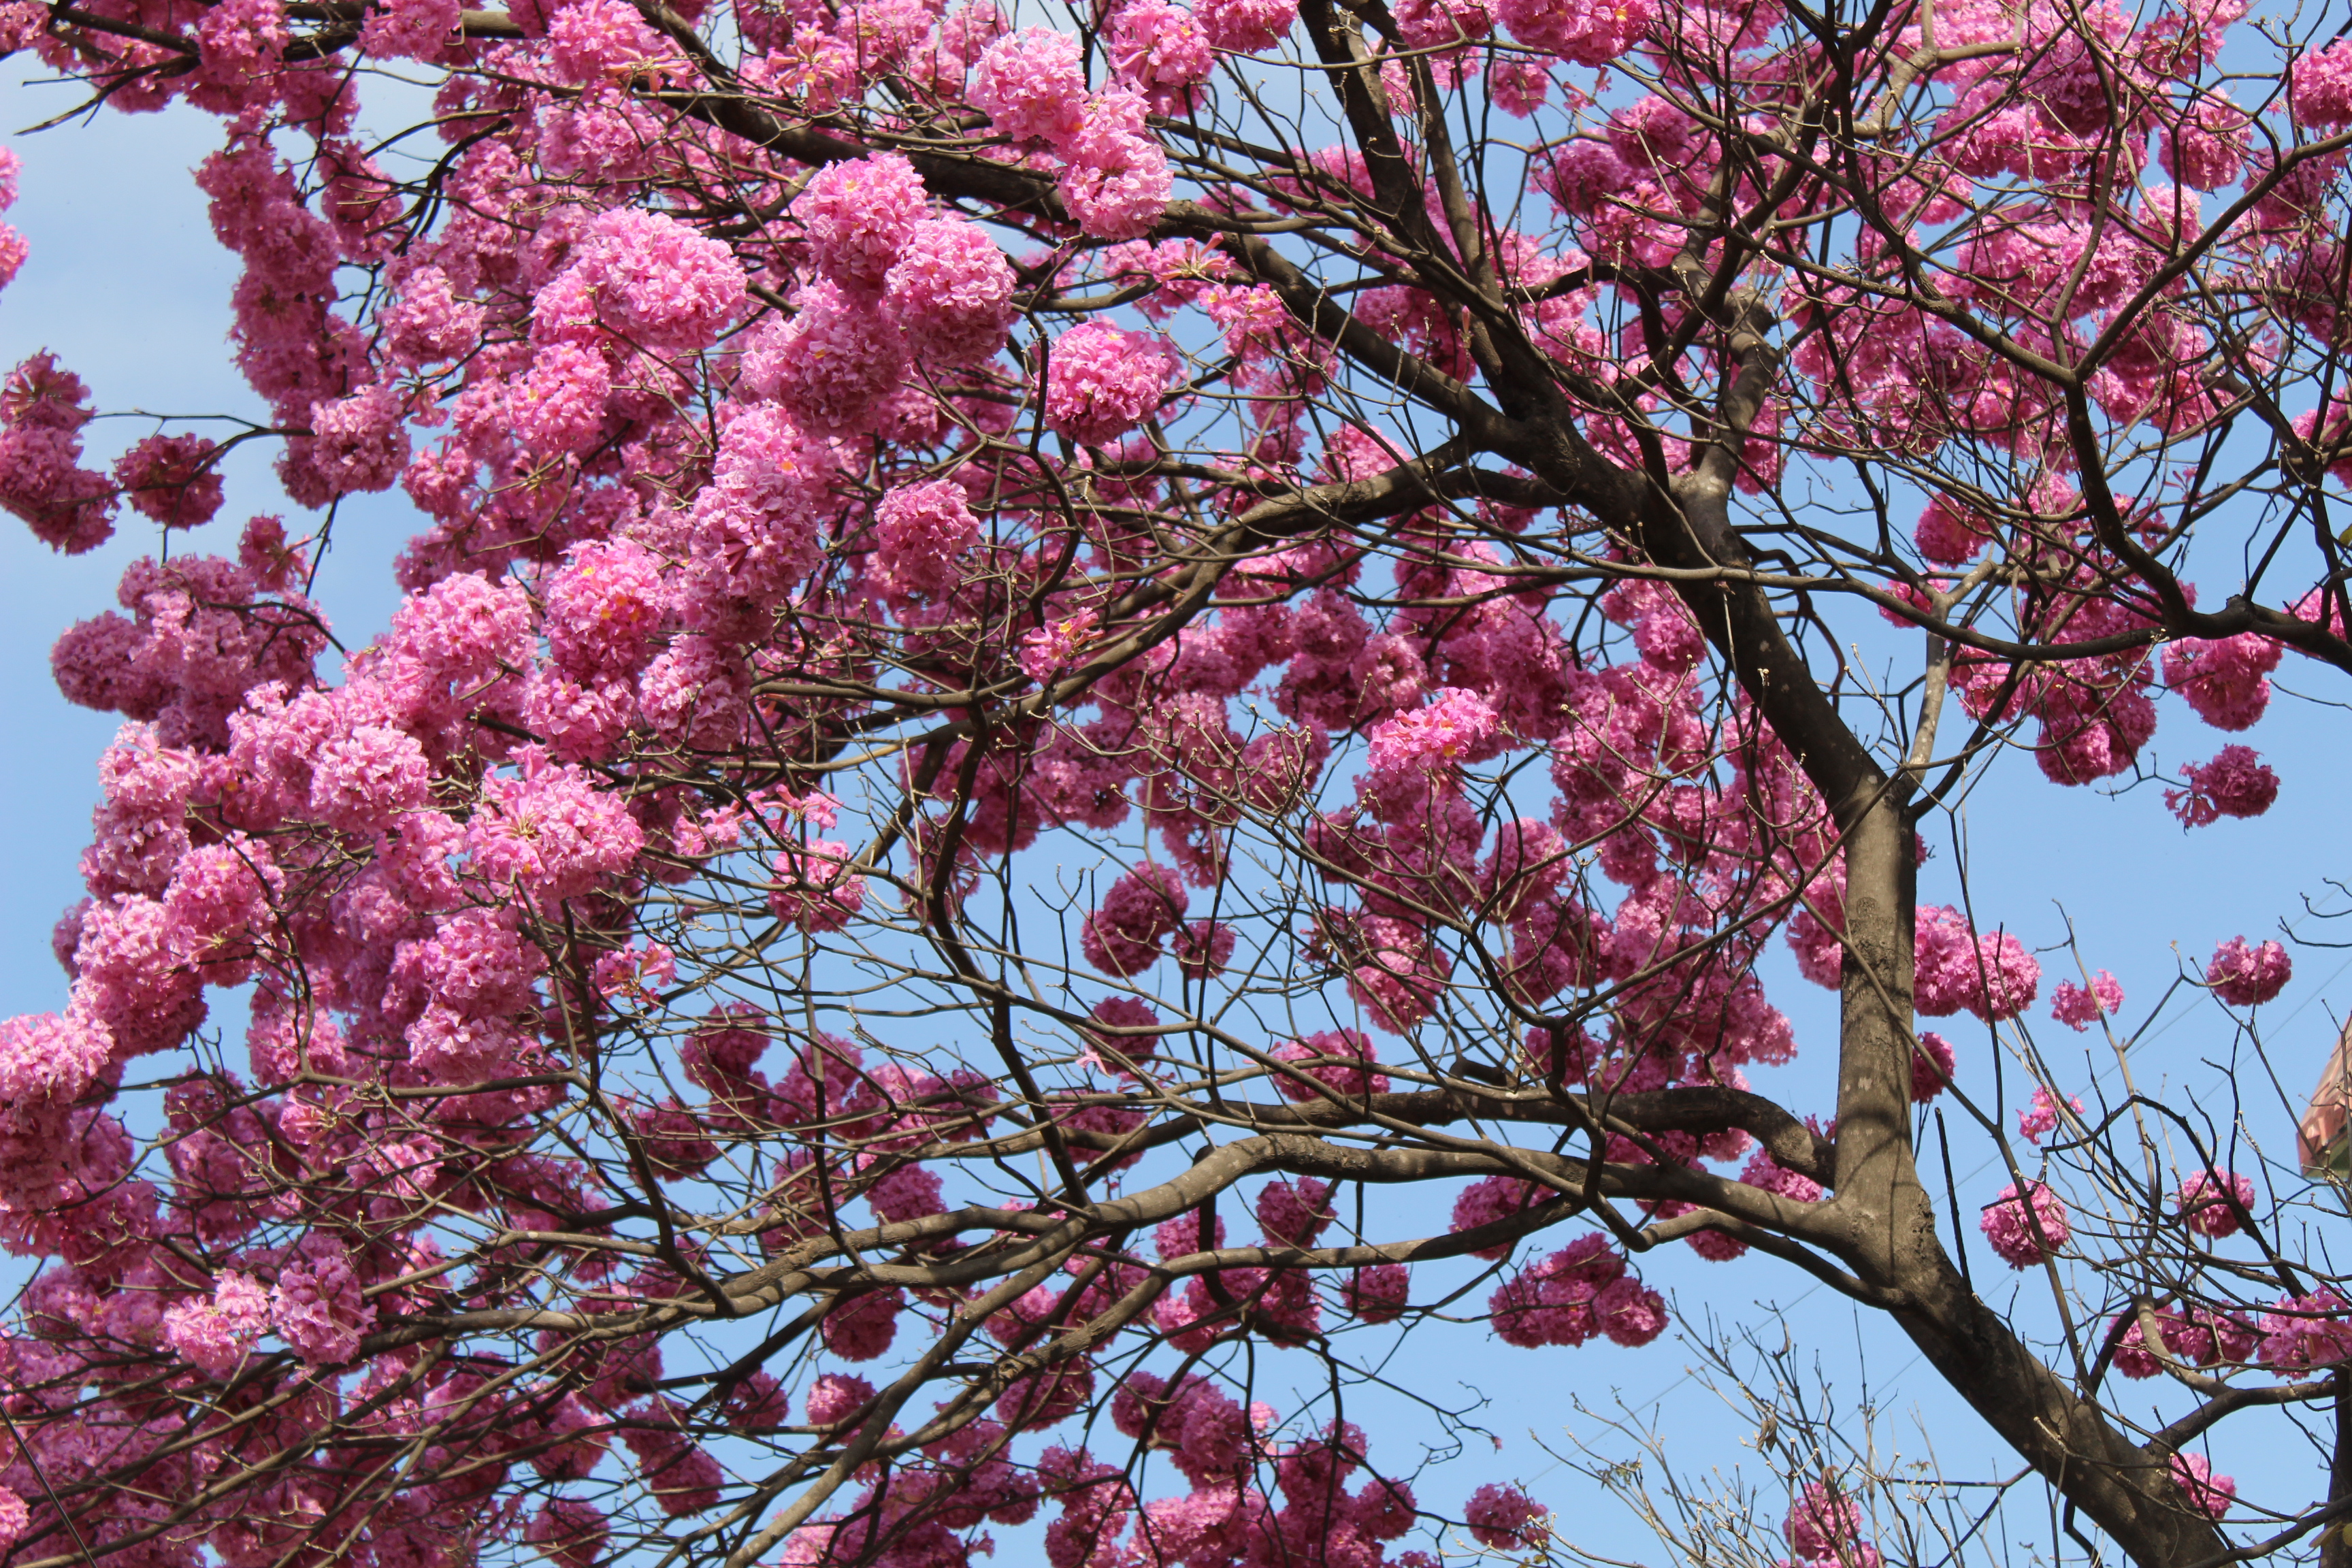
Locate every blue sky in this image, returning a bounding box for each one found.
[3,70,2350,1564]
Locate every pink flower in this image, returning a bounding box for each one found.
[800,152,928,291]
[1343,1263,1409,1322]
[970,27,1090,144]
[1196,0,1294,49]
[883,218,1017,365]
[2169,1453,2234,1521]
[1058,99,1174,240]
[2291,39,2352,128]
[1269,1027,1388,1100]
[1463,1483,1548,1550]
[1019,609,1101,681]
[592,941,677,1000]
[2177,1169,2255,1238]
[546,0,666,82]
[1910,1030,1955,1101]
[2166,745,2278,828]
[549,208,746,353]
[2048,970,2123,1030]
[2163,632,2282,730]
[1109,0,1213,114]
[2258,1291,2352,1368]
[114,434,224,528]
[2206,936,2291,1006]
[746,279,910,439]
[1914,494,1989,564]
[804,1371,876,1426]
[525,1499,609,1568]
[270,1231,376,1364]
[1784,1482,1867,1563]
[161,1271,270,1377]
[770,840,868,933]
[872,479,980,599]
[1914,905,2041,1021]
[2016,1085,2082,1143]
[1080,863,1188,975]
[1366,685,1503,781]
[1083,995,1162,1077]
[1042,322,1178,447]
[1496,0,1654,65]
[1980,1181,2069,1268]
[819,1287,902,1360]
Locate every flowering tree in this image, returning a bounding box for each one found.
[3,0,2352,1562]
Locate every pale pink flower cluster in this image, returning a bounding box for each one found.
[970,29,1173,236]
[1488,1233,1667,1349]
[1043,321,1180,447]
[2206,935,2291,1005]
[2177,1168,2256,1238]
[2166,745,2278,827]
[1784,1482,1880,1568]
[1914,905,2040,1020]
[2048,970,2123,1030]
[1980,1181,2069,1268]
[2016,1085,2083,1143]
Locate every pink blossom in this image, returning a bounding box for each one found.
[2291,39,2352,128]
[161,1271,270,1377]
[2258,1291,2352,1368]
[115,434,225,529]
[1497,0,1654,65]
[1343,1263,1409,1322]
[546,0,667,82]
[820,1287,902,1360]
[1914,494,1988,564]
[1269,1027,1388,1100]
[1080,862,1188,975]
[271,1230,376,1364]
[1980,1181,2069,1269]
[525,1499,608,1568]
[469,760,647,903]
[1019,609,1101,681]
[872,479,980,599]
[2166,745,2278,827]
[1109,0,1213,114]
[801,152,928,290]
[1367,685,1503,782]
[770,840,868,933]
[883,218,1017,365]
[1043,322,1178,447]
[1914,904,2040,1021]
[592,941,678,1000]
[1463,1483,1548,1550]
[2177,1168,2255,1238]
[1059,100,1174,240]
[2206,936,2290,1006]
[970,27,1090,144]
[2169,1452,2234,1521]
[552,208,746,353]
[2048,970,2123,1030]
[1784,1482,1867,1563]
[805,1371,876,1426]
[1084,995,1161,1074]
[2016,1085,2082,1143]
[748,280,909,438]
[1449,1175,1547,1258]
[2163,632,2281,730]
[1196,0,1294,49]
[1910,1030,1955,1100]
[1256,1177,1335,1245]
